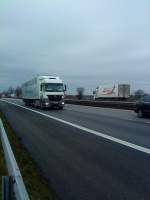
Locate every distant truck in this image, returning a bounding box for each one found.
[93,84,130,100]
[22,76,66,109]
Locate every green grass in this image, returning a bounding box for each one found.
[0,111,58,200]
[0,140,7,200]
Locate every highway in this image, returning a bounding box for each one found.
[0,98,150,200]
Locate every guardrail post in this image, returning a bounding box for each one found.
[2,176,14,200]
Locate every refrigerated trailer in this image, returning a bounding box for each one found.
[93,84,130,100]
[22,76,66,109]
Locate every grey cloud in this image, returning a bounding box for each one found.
[0,0,150,94]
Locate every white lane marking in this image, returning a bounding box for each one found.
[1,99,150,155]
[3,99,145,123]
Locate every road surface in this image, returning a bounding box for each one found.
[0,98,150,200]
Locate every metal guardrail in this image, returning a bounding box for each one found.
[65,99,135,110]
[0,118,30,200]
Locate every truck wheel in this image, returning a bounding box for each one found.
[40,102,44,110]
[59,106,63,110]
[137,109,143,118]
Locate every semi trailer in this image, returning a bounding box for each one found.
[93,84,130,100]
[22,76,66,109]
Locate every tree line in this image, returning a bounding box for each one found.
[0,86,148,100]
[0,86,22,98]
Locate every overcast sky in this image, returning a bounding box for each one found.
[0,0,150,94]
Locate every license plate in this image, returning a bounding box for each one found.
[53,101,59,104]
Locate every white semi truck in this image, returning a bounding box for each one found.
[22,76,66,109]
[93,84,130,100]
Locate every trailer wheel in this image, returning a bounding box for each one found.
[34,104,38,109]
[33,101,38,108]
[24,100,29,106]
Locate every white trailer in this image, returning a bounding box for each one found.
[22,76,66,109]
[93,84,130,100]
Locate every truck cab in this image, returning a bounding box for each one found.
[39,78,66,109]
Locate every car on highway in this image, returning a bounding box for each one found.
[134,95,150,117]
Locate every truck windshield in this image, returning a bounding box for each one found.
[44,83,64,92]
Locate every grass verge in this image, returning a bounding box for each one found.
[0,111,58,200]
[0,139,7,200]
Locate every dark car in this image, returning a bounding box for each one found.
[134,95,150,117]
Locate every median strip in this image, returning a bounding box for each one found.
[65,99,135,110]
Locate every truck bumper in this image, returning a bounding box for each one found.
[44,101,65,108]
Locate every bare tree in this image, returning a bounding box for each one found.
[15,86,22,98]
[8,87,15,95]
[2,90,9,97]
[134,89,145,99]
[76,88,85,100]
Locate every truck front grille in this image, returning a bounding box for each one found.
[47,95,62,101]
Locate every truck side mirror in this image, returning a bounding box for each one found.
[40,84,45,91]
[93,90,96,95]
[64,84,67,91]
[40,84,42,91]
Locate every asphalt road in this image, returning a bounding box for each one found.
[0,98,150,200]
